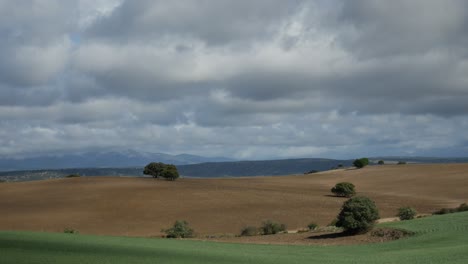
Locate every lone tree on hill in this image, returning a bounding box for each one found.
[144,162,179,181]
[336,196,380,234]
[331,182,356,197]
[353,158,369,168]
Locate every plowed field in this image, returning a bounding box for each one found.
[1,164,466,237]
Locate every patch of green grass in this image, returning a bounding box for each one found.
[1,212,468,264]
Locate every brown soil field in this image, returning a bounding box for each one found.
[0,163,467,239]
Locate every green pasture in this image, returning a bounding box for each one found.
[1,212,467,264]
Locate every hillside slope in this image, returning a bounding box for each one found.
[1,212,468,264]
[0,163,467,236]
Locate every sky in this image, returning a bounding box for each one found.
[1,0,468,160]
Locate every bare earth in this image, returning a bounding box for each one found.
[1,163,467,244]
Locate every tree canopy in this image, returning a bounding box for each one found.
[331,182,356,197]
[143,162,179,181]
[353,158,369,168]
[336,196,380,234]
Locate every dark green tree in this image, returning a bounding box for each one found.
[377,160,385,165]
[143,162,166,178]
[353,158,369,168]
[331,182,356,197]
[160,164,179,181]
[144,162,179,181]
[336,196,380,234]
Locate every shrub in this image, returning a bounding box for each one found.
[240,226,258,236]
[63,228,78,234]
[353,158,369,168]
[397,207,417,220]
[433,207,456,215]
[457,203,468,212]
[433,203,468,215]
[307,222,318,230]
[331,182,356,197]
[397,161,407,165]
[378,160,384,165]
[65,174,80,178]
[162,220,194,238]
[371,228,415,240]
[260,220,287,235]
[336,196,380,234]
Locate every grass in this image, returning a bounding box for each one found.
[1,212,467,264]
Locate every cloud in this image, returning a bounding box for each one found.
[85,0,295,45]
[0,0,467,160]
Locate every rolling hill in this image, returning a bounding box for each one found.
[1,202,468,264]
[0,163,466,236]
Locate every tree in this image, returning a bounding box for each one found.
[353,158,369,168]
[331,182,356,197]
[397,207,417,220]
[144,162,179,181]
[160,164,179,181]
[143,162,165,178]
[377,160,384,165]
[162,220,194,238]
[336,196,380,234]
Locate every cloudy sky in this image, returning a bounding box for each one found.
[1,0,468,160]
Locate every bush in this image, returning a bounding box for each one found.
[433,207,456,215]
[397,161,407,165]
[371,228,415,240]
[163,220,194,238]
[65,174,80,178]
[63,228,78,234]
[397,207,417,220]
[433,203,468,215]
[240,226,258,236]
[458,203,468,212]
[378,160,384,165]
[260,220,287,235]
[353,158,369,168]
[336,196,380,234]
[331,182,356,197]
[307,222,318,230]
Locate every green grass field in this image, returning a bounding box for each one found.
[1,212,467,264]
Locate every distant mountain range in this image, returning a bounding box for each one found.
[1,155,467,182]
[0,150,233,171]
